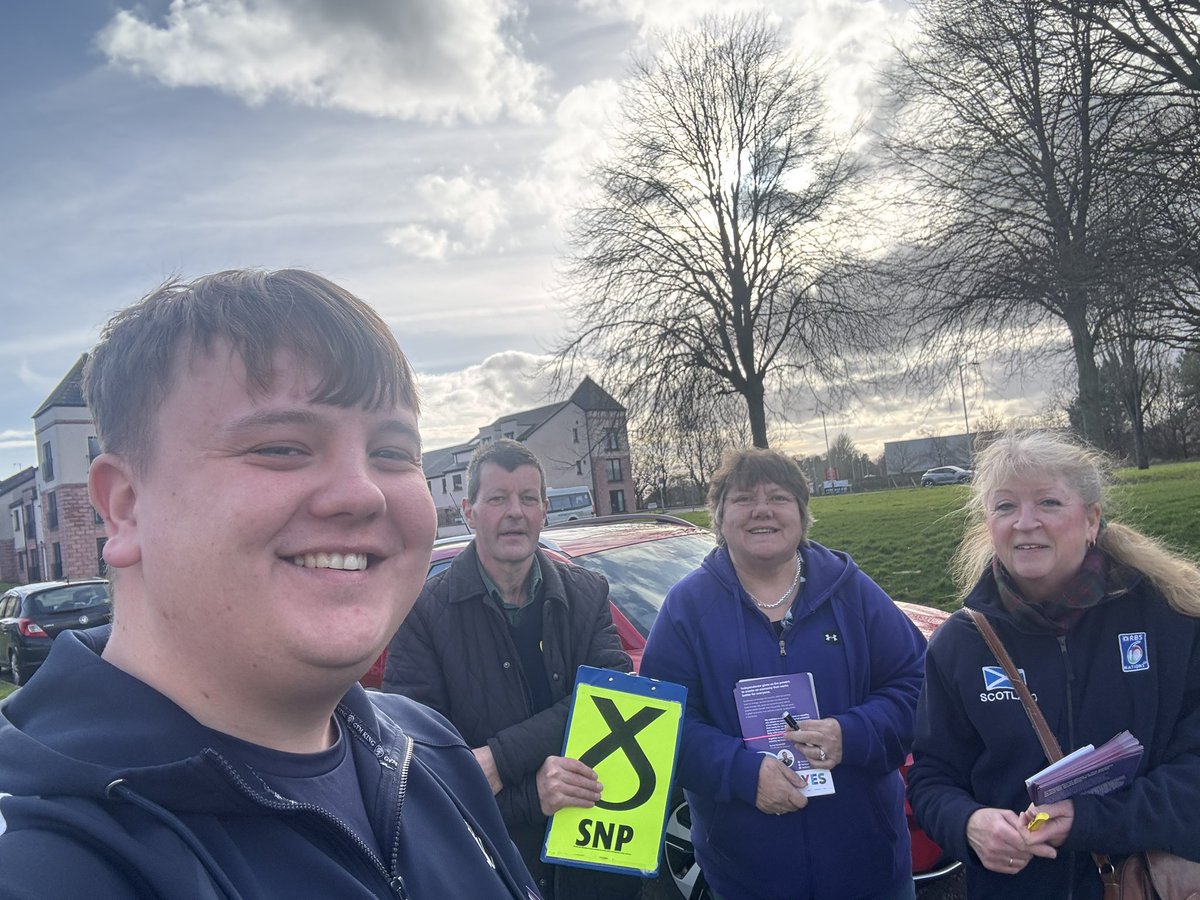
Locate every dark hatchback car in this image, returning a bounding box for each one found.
[366,514,959,895]
[0,579,112,685]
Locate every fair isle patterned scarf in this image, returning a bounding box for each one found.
[992,547,1125,635]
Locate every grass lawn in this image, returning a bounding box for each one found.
[674,460,1200,613]
[0,679,16,700]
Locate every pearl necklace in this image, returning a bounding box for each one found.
[747,553,803,610]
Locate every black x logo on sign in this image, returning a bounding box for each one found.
[577,696,666,811]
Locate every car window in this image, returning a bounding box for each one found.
[572,533,715,637]
[29,584,111,615]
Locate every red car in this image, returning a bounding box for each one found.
[367,514,959,896]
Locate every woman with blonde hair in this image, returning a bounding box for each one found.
[908,430,1200,899]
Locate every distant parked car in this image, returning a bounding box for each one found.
[0,579,112,685]
[364,514,960,894]
[921,465,973,486]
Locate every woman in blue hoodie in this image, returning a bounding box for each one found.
[640,448,926,900]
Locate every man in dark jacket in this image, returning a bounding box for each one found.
[384,439,640,900]
[0,270,539,899]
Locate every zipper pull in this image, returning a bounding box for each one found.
[389,875,408,898]
[779,638,787,657]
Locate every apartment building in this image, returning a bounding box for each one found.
[422,377,635,537]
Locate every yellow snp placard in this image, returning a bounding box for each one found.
[541,666,686,878]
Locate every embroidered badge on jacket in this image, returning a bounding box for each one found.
[1119,632,1149,672]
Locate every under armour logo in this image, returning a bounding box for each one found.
[578,696,665,811]
[824,632,841,643]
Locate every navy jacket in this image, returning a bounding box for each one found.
[638,542,927,900]
[0,630,539,900]
[908,570,1200,900]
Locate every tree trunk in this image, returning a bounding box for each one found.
[744,381,769,448]
[1131,406,1150,469]
[1066,312,1105,448]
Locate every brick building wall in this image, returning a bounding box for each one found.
[40,484,106,581]
[0,542,16,584]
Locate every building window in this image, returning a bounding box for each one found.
[93,506,104,525]
[575,460,583,476]
[427,480,434,494]
[572,427,579,444]
[441,478,447,494]
[42,441,55,480]
[97,537,108,576]
[47,492,58,530]
[452,473,463,492]
[10,508,19,535]
[24,503,35,538]
[52,542,63,580]
[609,490,626,513]
[17,551,24,574]
[504,431,514,440]
[604,428,619,451]
[88,435,102,462]
[606,459,622,482]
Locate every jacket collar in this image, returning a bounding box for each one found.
[445,541,570,608]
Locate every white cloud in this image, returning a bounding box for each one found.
[97,0,548,123]
[385,170,511,258]
[416,350,560,449]
[515,79,622,224]
[383,224,452,260]
[0,429,35,450]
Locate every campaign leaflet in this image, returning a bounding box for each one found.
[1025,730,1144,805]
[733,673,836,797]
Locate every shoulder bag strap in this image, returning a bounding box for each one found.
[964,608,1063,762]
[962,607,1118,892]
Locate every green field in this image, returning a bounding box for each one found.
[677,460,1200,613]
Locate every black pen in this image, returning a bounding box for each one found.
[784,713,800,731]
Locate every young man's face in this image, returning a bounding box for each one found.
[109,342,436,687]
[463,462,546,573]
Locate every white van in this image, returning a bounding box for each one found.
[544,485,595,526]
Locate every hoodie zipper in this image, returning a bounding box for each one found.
[1056,634,1078,900]
[208,737,412,899]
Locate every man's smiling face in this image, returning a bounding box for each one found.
[120,342,437,688]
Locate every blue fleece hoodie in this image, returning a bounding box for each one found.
[907,570,1200,900]
[0,629,539,900]
[639,542,926,900]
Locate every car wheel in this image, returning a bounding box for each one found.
[659,793,712,899]
[9,649,28,686]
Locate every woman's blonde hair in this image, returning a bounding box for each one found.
[951,430,1200,615]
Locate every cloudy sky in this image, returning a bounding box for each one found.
[0,0,1054,478]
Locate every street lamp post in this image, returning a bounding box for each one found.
[958,361,973,466]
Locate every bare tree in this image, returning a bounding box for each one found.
[1045,0,1200,91]
[552,14,879,448]
[629,426,673,508]
[1097,303,1175,468]
[879,0,1169,447]
[827,431,860,481]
